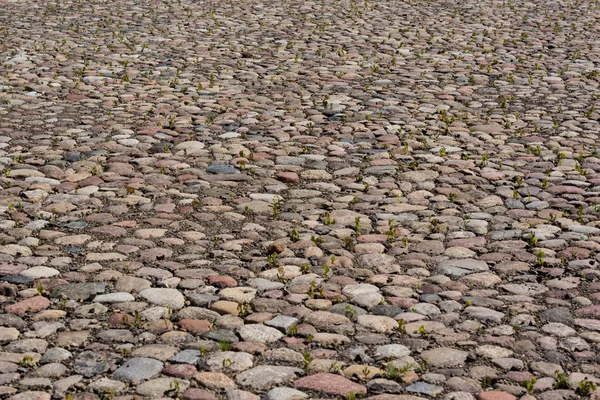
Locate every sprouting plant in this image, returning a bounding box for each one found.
[290,229,300,242]
[397,319,406,334]
[429,218,441,233]
[237,302,252,318]
[19,356,38,368]
[386,220,399,241]
[308,281,317,299]
[329,361,341,373]
[526,232,538,248]
[480,376,493,389]
[101,389,115,400]
[343,236,355,251]
[577,206,584,223]
[277,265,285,281]
[528,145,541,156]
[541,178,549,189]
[36,285,44,296]
[267,252,279,268]
[536,250,545,267]
[347,392,362,400]
[578,378,597,396]
[302,351,313,373]
[222,358,233,368]
[322,264,331,278]
[272,198,281,218]
[169,380,182,397]
[448,193,457,202]
[288,325,298,336]
[345,305,355,320]
[418,325,428,338]
[219,341,230,351]
[354,217,361,234]
[414,359,429,373]
[514,175,523,187]
[361,366,371,380]
[554,371,570,389]
[401,236,409,248]
[311,235,323,245]
[323,211,337,225]
[439,147,447,157]
[480,151,489,167]
[522,377,537,394]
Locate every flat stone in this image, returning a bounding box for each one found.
[112,357,164,383]
[265,315,298,333]
[237,324,283,343]
[437,259,489,277]
[206,165,239,174]
[5,296,50,316]
[421,348,469,367]
[406,381,444,396]
[477,392,516,400]
[267,387,308,400]
[93,292,135,303]
[140,288,185,309]
[294,373,367,397]
[206,351,253,372]
[20,267,60,279]
[136,377,190,397]
[465,307,505,323]
[52,282,107,301]
[236,365,301,390]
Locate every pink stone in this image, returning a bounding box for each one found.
[506,371,533,382]
[181,388,218,400]
[207,275,237,288]
[575,305,600,317]
[276,172,299,183]
[477,391,517,400]
[294,373,367,397]
[162,364,197,378]
[5,296,50,316]
[179,319,211,334]
[447,237,486,248]
[0,263,28,276]
[356,234,388,243]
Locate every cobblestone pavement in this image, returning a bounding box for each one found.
[1,0,600,399]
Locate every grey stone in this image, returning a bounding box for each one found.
[113,357,164,383]
[51,282,107,301]
[406,382,444,396]
[265,315,299,333]
[437,258,489,277]
[236,365,301,390]
[267,387,308,400]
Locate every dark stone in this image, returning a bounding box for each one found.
[201,329,239,343]
[74,351,112,377]
[541,307,573,324]
[0,276,33,285]
[371,304,403,317]
[51,282,107,301]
